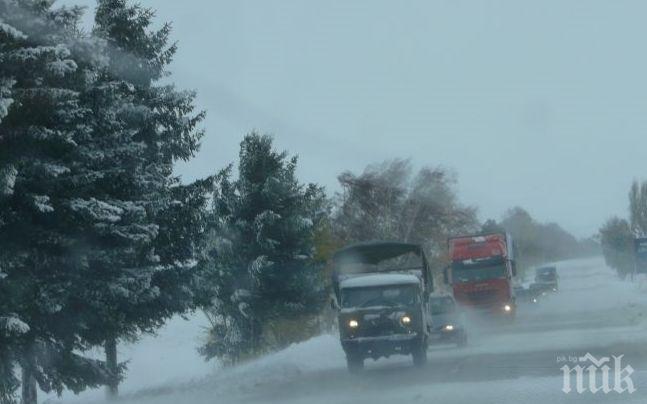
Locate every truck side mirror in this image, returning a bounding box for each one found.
[443,266,450,285]
[330,296,340,311]
[511,262,518,277]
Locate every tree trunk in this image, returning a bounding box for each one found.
[21,365,37,404]
[105,338,119,400]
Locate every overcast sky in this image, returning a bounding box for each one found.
[61,0,647,237]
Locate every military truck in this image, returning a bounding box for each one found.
[331,241,434,372]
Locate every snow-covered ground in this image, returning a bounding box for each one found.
[46,256,647,404]
[43,314,218,403]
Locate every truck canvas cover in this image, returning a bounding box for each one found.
[333,241,424,267]
[332,241,432,296]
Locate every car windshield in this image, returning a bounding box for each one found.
[452,263,506,283]
[430,297,455,314]
[341,285,418,309]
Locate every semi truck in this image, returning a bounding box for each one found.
[331,241,434,372]
[446,233,518,318]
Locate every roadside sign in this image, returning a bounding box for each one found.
[634,238,647,274]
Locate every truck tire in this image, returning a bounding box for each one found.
[346,354,364,373]
[412,339,428,367]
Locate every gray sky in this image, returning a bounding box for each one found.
[63,0,647,237]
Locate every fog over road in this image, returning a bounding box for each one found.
[58,257,647,404]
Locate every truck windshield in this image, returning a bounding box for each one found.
[341,285,418,309]
[452,263,506,283]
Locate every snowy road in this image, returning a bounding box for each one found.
[55,257,647,404]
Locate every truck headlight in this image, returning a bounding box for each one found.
[401,315,412,325]
[443,324,454,331]
[503,304,512,312]
[348,319,359,328]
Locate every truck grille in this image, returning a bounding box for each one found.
[465,289,500,307]
[357,317,401,338]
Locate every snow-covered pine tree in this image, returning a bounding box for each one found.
[0,1,208,402]
[0,1,117,403]
[0,10,20,401]
[201,133,328,364]
[0,7,19,403]
[81,0,208,397]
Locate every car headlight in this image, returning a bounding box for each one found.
[348,319,359,328]
[443,324,454,331]
[503,304,512,312]
[401,315,412,325]
[532,298,538,303]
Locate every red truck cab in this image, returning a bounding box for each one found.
[447,233,517,318]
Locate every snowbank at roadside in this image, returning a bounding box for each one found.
[43,314,217,404]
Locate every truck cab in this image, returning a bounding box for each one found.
[446,233,517,319]
[332,242,433,372]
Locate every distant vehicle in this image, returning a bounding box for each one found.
[429,295,467,347]
[445,233,518,319]
[528,282,551,300]
[331,241,434,372]
[534,266,559,292]
[514,285,539,305]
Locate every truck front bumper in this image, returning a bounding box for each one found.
[341,333,420,359]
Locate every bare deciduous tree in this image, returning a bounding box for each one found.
[333,159,479,268]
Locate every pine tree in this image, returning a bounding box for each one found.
[0,1,116,402]
[201,133,327,364]
[0,9,20,401]
[86,0,207,397]
[0,1,209,401]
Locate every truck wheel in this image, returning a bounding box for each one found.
[412,340,428,367]
[346,355,364,373]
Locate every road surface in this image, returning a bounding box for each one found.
[59,257,647,404]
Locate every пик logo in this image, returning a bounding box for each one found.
[561,353,636,394]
